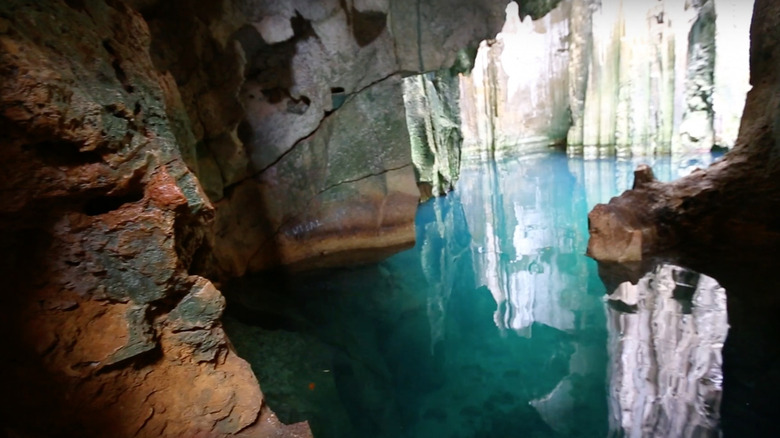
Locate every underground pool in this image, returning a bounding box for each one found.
[223,151,728,438]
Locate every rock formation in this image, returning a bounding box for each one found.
[0,0,567,436]
[586,0,778,266]
[136,0,566,277]
[402,66,465,199]
[460,1,571,158]
[461,0,752,158]
[0,1,303,436]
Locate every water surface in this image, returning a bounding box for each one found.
[225,151,727,438]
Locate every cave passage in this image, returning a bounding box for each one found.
[223,150,728,438]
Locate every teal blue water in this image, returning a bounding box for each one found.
[224,151,721,438]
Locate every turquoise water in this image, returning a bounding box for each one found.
[224,151,724,438]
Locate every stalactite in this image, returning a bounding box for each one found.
[403,68,464,199]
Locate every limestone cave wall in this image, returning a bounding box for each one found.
[402,67,465,200]
[0,1,297,436]
[460,0,753,158]
[460,1,571,159]
[137,0,525,277]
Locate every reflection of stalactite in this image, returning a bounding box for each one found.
[418,194,470,354]
[459,156,589,335]
[606,264,728,438]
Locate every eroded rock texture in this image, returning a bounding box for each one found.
[0,1,308,436]
[403,67,465,200]
[0,0,566,435]
[137,0,531,276]
[461,0,752,158]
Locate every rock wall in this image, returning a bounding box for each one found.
[461,0,752,158]
[0,1,306,436]
[460,1,571,159]
[137,0,563,276]
[178,0,527,276]
[0,0,568,435]
[402,67,465,200]
[572,0,751,156]
[713,1,753,148]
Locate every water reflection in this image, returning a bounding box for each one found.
[416,192,472,354]
[456,152,718,336]
[448,152,726,437]
[459,155,592,336]
[604,264,728,438]
[224,151,730,438]
[451,153,609,436]
[567,153,720,210]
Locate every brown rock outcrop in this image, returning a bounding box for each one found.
[0,0,306,436]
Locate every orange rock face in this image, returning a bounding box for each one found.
[0,0,308,436]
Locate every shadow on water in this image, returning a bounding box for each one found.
[223,150,779,438]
